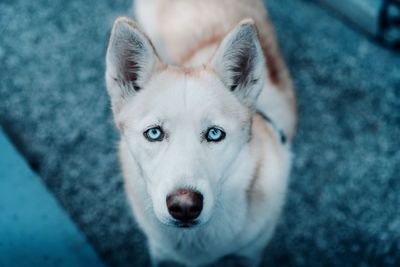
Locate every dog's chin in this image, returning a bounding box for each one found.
[163,219,201,229]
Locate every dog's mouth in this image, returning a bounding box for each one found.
[166,219,200,229]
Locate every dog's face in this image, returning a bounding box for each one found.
[106,18,265,227]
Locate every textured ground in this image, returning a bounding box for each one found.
[0,0,399,266]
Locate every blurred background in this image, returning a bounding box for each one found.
[0,0,399,266]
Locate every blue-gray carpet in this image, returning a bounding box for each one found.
[0,0,399,266]
[0,130,104,267]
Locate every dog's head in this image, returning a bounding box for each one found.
[106,17,265,228]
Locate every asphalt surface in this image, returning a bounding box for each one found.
[1,0,399,266]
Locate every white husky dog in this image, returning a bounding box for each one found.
[105,0,297,266]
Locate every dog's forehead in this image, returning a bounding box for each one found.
[134,69,247,122]
[153,70,225,107]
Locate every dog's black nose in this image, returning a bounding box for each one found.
[166,189,203,223]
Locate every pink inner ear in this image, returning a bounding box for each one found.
[116,38,144,91]
[123,53,140,82]
[227,46,257,92]
[122,59,141,91]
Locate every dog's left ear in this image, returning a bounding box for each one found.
[211,19,265,109]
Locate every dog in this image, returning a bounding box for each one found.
[105,0,297,266]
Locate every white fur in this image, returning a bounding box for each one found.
[106,7,293,267]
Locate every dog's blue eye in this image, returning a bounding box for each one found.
[206,127,225,142]
[144,127,164,142]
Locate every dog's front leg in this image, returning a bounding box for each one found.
[236,251,263,267]
[236,244,266,267]
[149,254,161,267]
[150,258,162,267]
[147,240,168,267]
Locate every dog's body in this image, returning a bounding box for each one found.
[106,0,296,266]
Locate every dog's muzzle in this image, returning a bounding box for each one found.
[166,188,203,227]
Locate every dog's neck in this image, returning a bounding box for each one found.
[256,111,287,144]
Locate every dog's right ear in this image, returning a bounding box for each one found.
[106,17,161,113]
